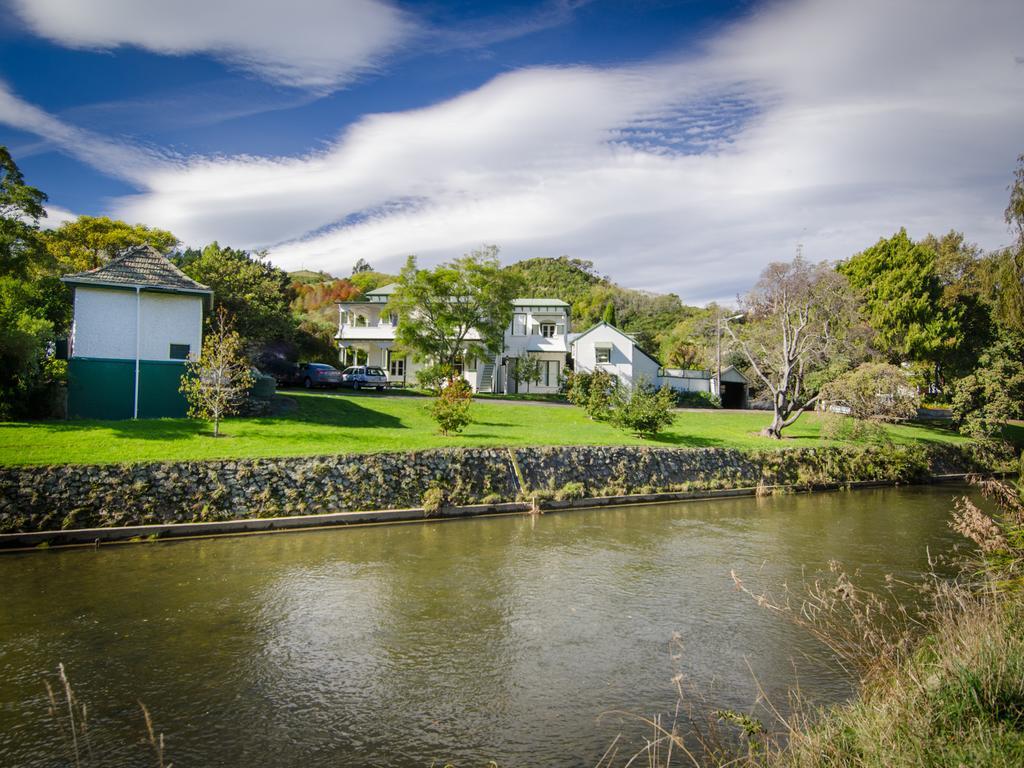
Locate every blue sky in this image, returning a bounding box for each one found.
[1,0,1022,302]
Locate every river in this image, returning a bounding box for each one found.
[0,485,968,767]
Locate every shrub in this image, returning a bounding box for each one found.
[428,376,473,435]
[555,481,586,501]
[611,379,677,437]
[819,362,919,423]
[567,369,619,420]
[421,486,446,516]
[416,362,454,394]
[950,337,1024,438]
[565,370,592,407]
[674,390,721,409]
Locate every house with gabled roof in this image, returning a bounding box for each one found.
[61,245,213,419]
[571,321,751,407]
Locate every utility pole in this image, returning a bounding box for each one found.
[715,310,744,401]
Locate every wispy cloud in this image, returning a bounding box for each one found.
[0,79,172,183]
[9,0,415,91]
[5,0,1023,302]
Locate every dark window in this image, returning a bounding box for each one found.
[169,343,190,360]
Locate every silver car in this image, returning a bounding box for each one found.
[341,365,389,391]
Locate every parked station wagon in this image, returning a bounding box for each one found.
[341,366,389,390]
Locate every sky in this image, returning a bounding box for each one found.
[1,0,1022,304]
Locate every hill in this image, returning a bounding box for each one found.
[505,256,710,365]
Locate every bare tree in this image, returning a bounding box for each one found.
[180,307,254,437]
[727,255,857,439]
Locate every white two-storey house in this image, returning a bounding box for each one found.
[336,288,571,394]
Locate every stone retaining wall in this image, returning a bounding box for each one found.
[0,442,1006,535]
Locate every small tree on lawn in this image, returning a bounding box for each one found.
[611,378,677,437]
[429,376,473,435]
[510,355,542,394]
[180,307,254,437]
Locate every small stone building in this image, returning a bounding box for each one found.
[61,246,213,419]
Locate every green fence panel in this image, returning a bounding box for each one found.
[68,358,134,420]
[139,361,189,419]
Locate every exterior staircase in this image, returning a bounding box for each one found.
[479,363,495,393]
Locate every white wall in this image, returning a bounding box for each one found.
[658,375,712,393]
[71,287,204,361]
[573,325,660,389]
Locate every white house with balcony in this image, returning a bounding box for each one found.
[336,287,570,393]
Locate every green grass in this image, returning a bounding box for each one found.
[0,391,971,466]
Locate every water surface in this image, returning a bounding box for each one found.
[0,485,967,767]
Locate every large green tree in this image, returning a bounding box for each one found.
[838,229,959,383]
[0,146,48,279]
[177,242,296,354]
[390,246,522,371]
[0,148,59,417]
[43,215,178,273]
[919,230,995,380]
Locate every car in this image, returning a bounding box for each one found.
[296,362,343,389]
[341,365,389,391]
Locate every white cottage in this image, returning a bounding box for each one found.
[571,321,751,407]
[61,246,212,419]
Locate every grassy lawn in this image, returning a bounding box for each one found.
[0,391,977,467]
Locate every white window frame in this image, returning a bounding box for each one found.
[512,314,527,336]
[541,359,559,386]
[540,323,557,338]
[595,345,612,364]
[389,356,405,377]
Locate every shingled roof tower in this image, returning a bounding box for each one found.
[61,246,213,419]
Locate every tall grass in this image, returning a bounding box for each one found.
[42,665,171,768]
[611,474,1024,767]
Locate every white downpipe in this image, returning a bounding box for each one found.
[133,287,141,419]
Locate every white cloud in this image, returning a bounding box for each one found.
[10,0,414,90]
[41,204,78,229]
[6,0,1024,302]
[0,79,171,183]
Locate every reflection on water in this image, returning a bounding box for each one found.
[0,485,966,767]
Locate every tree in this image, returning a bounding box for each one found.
[510,355,542,393]
[919,230,994,381]
[977,155,1024,337]
[610,379,677,437]
[390,246,522,371]
[819,362,919,422]
[727,255,857,439]
[602,301,616,325]
[0,148,61,417]
[0,146,48,279]
[0,276,53,418]
[838,229,958,383]
[178,242,295,355]
[42,216,178,273]
[566,369,618,420]
[352,258,373,274]
[180,308,254,437]
[429,376,473,435]
[950,336,1024,439]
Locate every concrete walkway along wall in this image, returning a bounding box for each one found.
[0,442,1010,535]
